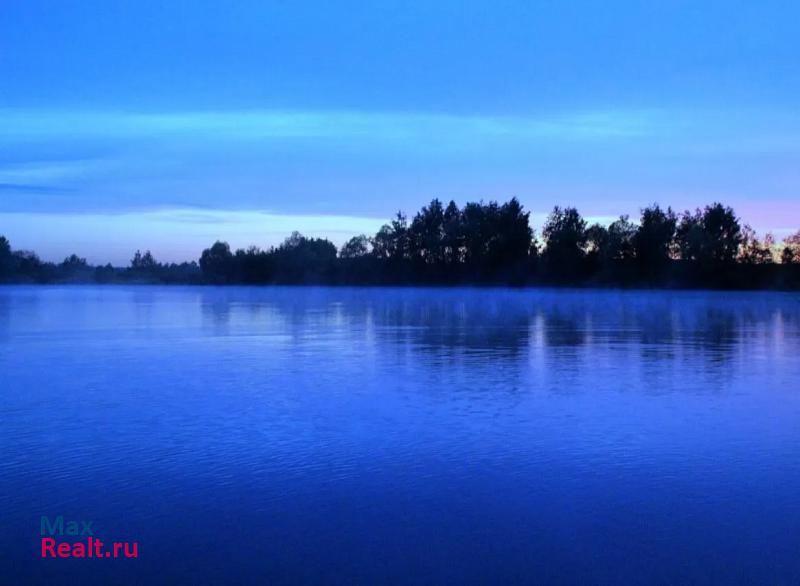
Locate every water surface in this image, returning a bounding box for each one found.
[2,286,799,584]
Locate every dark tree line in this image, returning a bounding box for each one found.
[0,237,201,284]
[2,199,799,288]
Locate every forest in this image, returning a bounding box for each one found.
[2,199,799,289]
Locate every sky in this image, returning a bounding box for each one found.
[1,0,799,264]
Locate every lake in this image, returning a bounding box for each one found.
[1,286,799,584]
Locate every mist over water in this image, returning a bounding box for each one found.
[2,286,799,584]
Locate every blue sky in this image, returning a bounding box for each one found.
[1,0,799,264]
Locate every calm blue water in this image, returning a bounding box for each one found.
[1,286,799,585]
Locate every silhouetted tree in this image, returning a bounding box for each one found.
[584,216,637,281]
[739,226,774,264]
[130,250,158,270]
[461,201,493,266]
[634,205,676,273]
[13,250,45,282]
[704,203,743,264]
[781,230,800,264]
[677,203,742,265]
[200,241,235,283]
[542,206,587,279]
[62,254,88,267]
[371,225,394,260]
[0,236,13,281]
[233,246,273,283]
[272,232,337,283]
[675,210,704,263]
[487,197,533,267]
[94,263,116,283]
[340,235,369,259]
[607,216,637,261]
[442,200,463,264]
[371,212,409,261]
[586,223,609,254]
[58,254,91,281]
[409,199,446,264]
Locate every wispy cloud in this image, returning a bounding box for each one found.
[0,108,659,146]
[1,107,798,237]
[144,208,385,235]
[0,183,74,194]
[0,160,102,184]
[0,107,674,216]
